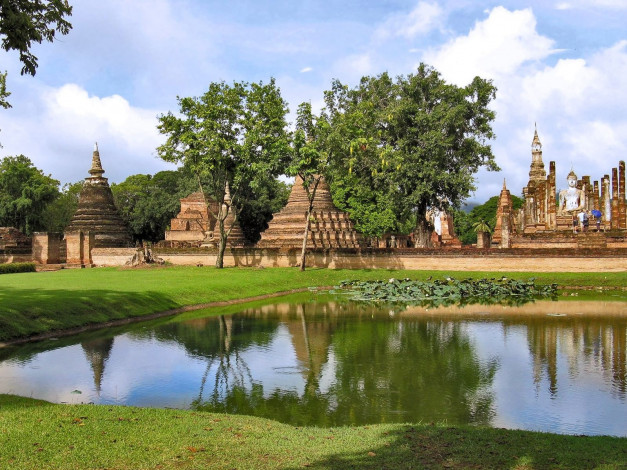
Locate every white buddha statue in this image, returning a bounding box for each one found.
[558,170,585,214]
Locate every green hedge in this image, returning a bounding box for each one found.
[0,262,36,274]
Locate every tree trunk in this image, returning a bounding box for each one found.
[414,206,433,248]
[299,205,313,271]
[215,218,226,268]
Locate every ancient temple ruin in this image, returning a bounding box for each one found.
[493,128,626,249]
[164,185,246,247]
[258,176,362,249]
[65,144,132,248]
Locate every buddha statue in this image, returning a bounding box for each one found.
[558,170,585,214]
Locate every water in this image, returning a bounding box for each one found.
[1,295,625,436]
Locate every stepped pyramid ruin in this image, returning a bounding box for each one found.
[258,176,362,249]
[165,183,246,247]
[65,144,132,248]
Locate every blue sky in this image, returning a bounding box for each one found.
[1,0,627,203]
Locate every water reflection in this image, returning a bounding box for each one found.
[0,297,625,436]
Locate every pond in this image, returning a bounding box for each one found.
[1,294,625,436]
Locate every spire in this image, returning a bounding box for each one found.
[88,142,105,178]
[503,178,507,190]
[529,125,546,181]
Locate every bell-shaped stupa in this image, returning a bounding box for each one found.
[65,144,132,247]
[258,175,362,249]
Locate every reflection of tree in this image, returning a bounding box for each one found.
[512,317,626,398]
[191,302,497,427]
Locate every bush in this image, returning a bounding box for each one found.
[0,262,37,274]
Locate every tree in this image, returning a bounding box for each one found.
[288,102,332,271]
[0,0,72,101]
[0,155,60,234]
[111,170,197,243]
[157,79,290,268]
[453,194,524,245]
[40,180,81,233]
[324,64,498,247]
[237,177,290,244]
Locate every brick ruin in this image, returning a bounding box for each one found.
[257,175,362,249]
[163,183,246,247]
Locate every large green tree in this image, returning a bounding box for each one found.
[0,155,60,234]
[325,64,498,246]
[0,0,72,110]
[157,79,290,267]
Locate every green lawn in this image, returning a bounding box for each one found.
[1,266,626,342]
[1,395,624,470]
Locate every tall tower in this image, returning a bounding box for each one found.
[529,125,546,182]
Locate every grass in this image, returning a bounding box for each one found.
[0,395,625,470]
[1,266,626,342]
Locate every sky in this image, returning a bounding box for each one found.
[1,0,627,204]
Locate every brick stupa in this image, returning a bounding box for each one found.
[258,176,362,249]
[65,144,132,247]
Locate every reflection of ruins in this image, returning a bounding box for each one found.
[522,318,626,398]
[181,300,497,426]
[81,337,115,394]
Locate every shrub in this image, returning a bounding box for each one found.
[0,262,37,274]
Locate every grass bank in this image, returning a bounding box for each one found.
[1,395,624,470]
[1,266,625,342]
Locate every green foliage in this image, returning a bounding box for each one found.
[111,169,196,242]
[341,277,558,307]
[454,194,524,245]
[157,79,290,266]
[0,155,60,234]
[0,70,10,109]
[0,262,35,274]
[237,178,291,243]
[324,65,498,242]
[0,0,73,77]
[40,181,81,233]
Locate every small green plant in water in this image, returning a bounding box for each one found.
[340,277,558,307]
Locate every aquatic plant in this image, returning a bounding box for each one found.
[340,277,558,307]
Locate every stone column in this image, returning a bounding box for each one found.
[619,161,626,229]
[582,176,592,211]
[603,176,611,223]
[500,214,511,248]
[593,181,600,211]
[547,162,556,229]
[612,168,619,229]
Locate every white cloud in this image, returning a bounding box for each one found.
[376,1,444,40]
[300,67,313,73]
[424,7,555,86]
[0,82,173,185]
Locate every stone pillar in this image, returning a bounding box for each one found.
[593,181,600,211]
[500,214,511,248]
[82,231,94,266]
[65,231,84,265]
[32,232,61,264]
[547,161,557,230]
[476,231,490,249]
[612,168,619,229]
[619,161,626,229]
[603,175,611,223]
[582,176,592,211]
